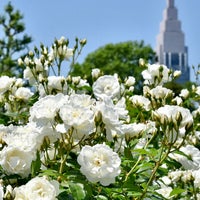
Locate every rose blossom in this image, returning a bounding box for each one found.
[14,176,59,200]
[142,64,171,85]
[129,95,151,111]
[59,103,95,139]
[38,76,68,97]
[155,186,173,199]
[148,86,173,100]
[2,123,44,152]
[91,68,101,79]
[29,93,68,126]
[195,86,200,96]
[0,185,3,200]
[169,145,200,170]
[153,105,193,130]
[125,76,136,86]
[68,93,96,108]
[0,76,15,95]
[77,144,121,186]
[14,87,34,100]
[0,146,36,178]
[179,88,189,99]
[95,97,125,141]
[92,75,120,99]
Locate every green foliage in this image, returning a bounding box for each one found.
[0,35,199,199]
[0,1,32,77]
[70,40,156,93]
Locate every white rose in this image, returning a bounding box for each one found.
[23,67,36,85]
[122,123,146,138]
[125,76,136,86]
[34,57,45,71]
[148,86,173,99]
[195,86,200,96]
[72,76,81,84]
[48,76,67,89]
[192,169,200,188]
[0,146,36,178]
[154,105,193,129]
[2,123,44,151]
[62,46,74,60]
[77,79,90,88]
[38,76,67,97]
[155,187,172,199]
[168,170,183,182]
[93,75,120,99]
[129,95,151,111]
[142,64,170,86]
[68,93,96,108]
[14,176,59,200]
[95,98,124,141]
[0,76,15,94]
[172,96,183,106]
[29,93,68,126]
[15,87,33,100]
[0,185,3,200]
[91,68,101,79]
[169,145,200,170]
[77,144,121,186]
[173,70,181,78]
[179,89,189,99]
[59,103,95,138]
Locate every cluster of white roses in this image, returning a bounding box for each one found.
[0,76,33,116]
[0,37,200,199]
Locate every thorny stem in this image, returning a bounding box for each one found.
[138,143,173,200]
[125,132,157,182]
[125,155,143,182]
[58,131,72,174]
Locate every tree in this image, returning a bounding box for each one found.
[0,2,32,77]
[70,40,156,92]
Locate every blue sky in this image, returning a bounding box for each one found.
[0,0,199,81]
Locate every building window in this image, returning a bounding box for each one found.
[181,54,185,66]
[165,53,169,66]
[171,53,179,66]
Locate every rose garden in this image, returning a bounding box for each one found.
[0,35,199,199]
[0,2,200,200]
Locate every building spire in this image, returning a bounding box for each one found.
[167,0,174,8]
[156,0,190,83]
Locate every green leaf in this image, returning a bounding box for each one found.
[57,191,74,200]
[31,151,41,176]
[39,169,60,178]
[170,188,186,196]
[69,182,86,200]
[123,179,142,192]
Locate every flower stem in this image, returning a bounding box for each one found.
[139,145,172,199]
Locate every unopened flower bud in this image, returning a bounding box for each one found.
[179,89,189,99]
[80,38,87,45]
[29,51,34,57]
[18,58,23,66]
[174,70,181,78]
[125,76,135,86]
[58,36,65,45]
[139,58,145,66]
[72,76,81,85]
[24,57,30,65]
[91,68,101,79]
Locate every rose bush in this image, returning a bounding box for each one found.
[0,36,199,199]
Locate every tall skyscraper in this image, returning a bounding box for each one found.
[156,0,190,83]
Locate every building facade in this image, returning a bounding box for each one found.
[156,0,190,83]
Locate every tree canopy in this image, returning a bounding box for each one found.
[70,40,156,92]
[0,2,32,77]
